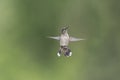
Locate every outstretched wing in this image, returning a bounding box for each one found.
[48,36,60,40]
[70,37,85,41]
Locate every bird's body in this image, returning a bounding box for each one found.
[60,32,69,46]
[49,26,85,57]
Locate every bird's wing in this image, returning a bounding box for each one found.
[48,36,60,40]
[69,37,85,41]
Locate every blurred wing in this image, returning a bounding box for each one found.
[70,37,85,41]
[48,36,60,40]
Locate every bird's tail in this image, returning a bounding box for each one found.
[57,49,61,57]
[64,48,72,57]
[57,46,72,57]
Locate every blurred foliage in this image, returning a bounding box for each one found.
[0,0,120,80]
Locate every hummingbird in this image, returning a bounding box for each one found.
[49,26,85,57]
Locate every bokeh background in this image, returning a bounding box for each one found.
[0,0,120,80]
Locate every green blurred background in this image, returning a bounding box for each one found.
[0,0,120,80]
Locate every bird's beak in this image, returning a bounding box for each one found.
[65,26,69,30]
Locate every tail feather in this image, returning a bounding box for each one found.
[57,46,72,57]
[64,48,72,57]
[57,49,62,57]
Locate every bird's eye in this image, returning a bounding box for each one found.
[61,29,65,32]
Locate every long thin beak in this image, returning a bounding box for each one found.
[65,26,69,30]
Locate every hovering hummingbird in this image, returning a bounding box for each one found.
[49,26,85,57]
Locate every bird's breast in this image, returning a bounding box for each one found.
[60,35,69,46]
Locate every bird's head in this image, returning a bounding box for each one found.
[61,26,69,34]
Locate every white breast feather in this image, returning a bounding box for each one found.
[60,34,69,46]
